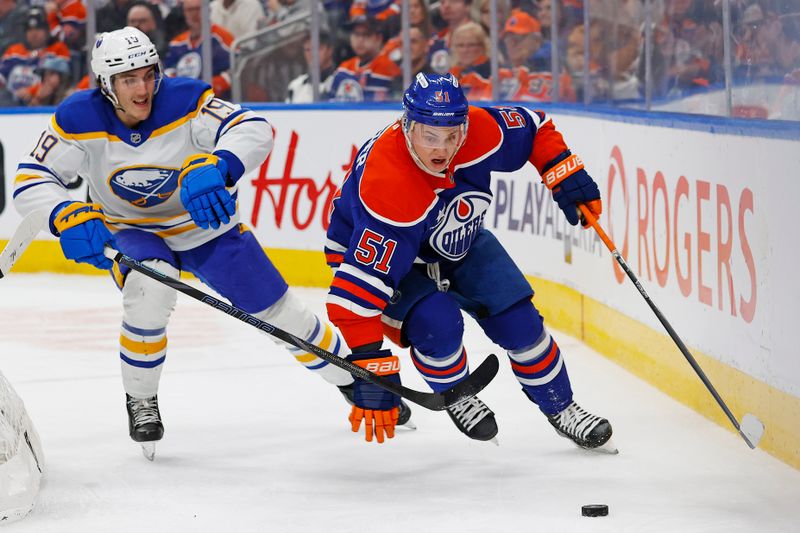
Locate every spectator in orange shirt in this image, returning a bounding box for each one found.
[46,0,86,51]
[502,9,545,70]
[449,21,491,99]
[380,0,433,62]
[329,17,397,101]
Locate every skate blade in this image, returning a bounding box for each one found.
[140,442,156,461]
[397,419,418,431]
[488,436,499,446]
[582,437,618,455]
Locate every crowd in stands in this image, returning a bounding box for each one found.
[0,0,797,115]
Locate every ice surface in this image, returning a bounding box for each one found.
[1,274,798,532]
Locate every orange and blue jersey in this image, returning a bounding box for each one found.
[164,26,234,98]
[349,0,400,21]
[451,58,492,100]
[329,54,399,102]
[325,105,573,348]
[0,41,70,92]
[48,0,87,39]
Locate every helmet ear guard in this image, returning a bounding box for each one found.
[91,26,162,108]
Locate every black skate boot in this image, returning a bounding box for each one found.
[337,384,414,428]
[126,394,163,460]
[446,395,498,442]
[547,401,613,451]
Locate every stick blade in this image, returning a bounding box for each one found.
[739,413,765,449]
[0,209,49,278]
[441,354,500,408]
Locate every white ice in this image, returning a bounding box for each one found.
[1,274,798,533]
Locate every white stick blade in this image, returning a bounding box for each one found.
[740,413,765,449]
[0,209,49,277]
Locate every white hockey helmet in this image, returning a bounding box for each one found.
[91,26,162,107]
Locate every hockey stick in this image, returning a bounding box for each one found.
[103,247,499,411]
[578,204,764,449]
[0,209,50,278]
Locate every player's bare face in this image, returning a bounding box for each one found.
[113,66,157,127]
[410,123,464,173]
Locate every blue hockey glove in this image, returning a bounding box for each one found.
[347,349,402,444]
[542,153,602,227]
[178,154,236,230]
[52,201,116,270]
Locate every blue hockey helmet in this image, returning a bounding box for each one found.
[402,73,469,127]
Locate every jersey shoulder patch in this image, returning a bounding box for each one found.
[54,89,111,135]
[146,76,213,128]
[359,125,438,226]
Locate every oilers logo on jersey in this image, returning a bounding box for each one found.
[430,191,491,260]
[175,52,202,79]
[108,166,179,208]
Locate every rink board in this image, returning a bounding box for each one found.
[0,105,798,469]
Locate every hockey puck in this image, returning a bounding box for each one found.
[581,504,608,517]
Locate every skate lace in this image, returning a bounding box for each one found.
[447,396,491,431]
[553,402,601,439]
[128,396,160,426]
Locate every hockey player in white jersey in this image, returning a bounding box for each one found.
[12,27,410,459]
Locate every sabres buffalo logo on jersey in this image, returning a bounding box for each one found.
[108,166,180,208]
[430,191,492,260]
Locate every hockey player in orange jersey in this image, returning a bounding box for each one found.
[325,73,615,451]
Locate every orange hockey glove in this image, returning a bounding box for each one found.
[346,350,402,444]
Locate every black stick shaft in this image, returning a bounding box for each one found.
[106,248,498,411]
[611,250,742,432]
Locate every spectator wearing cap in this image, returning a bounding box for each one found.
[0,7,69,97]
[165,0,235,98]
[329,17,396,101]
[210,0,266,38]
[127,1,168,58]
[429,0,474,74]
[0,0,27,57]
[286,30,337,102]
[502,8,546,70]
[45,0,86,51]
[17,55,72,105]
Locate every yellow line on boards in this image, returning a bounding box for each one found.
[3,240,796,469]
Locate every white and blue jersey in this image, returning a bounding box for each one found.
[13,76,272,252]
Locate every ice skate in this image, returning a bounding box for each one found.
[338,384,416,430]
[126,394,164,461]
[547,401,617,454]
[446,395,498,444]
